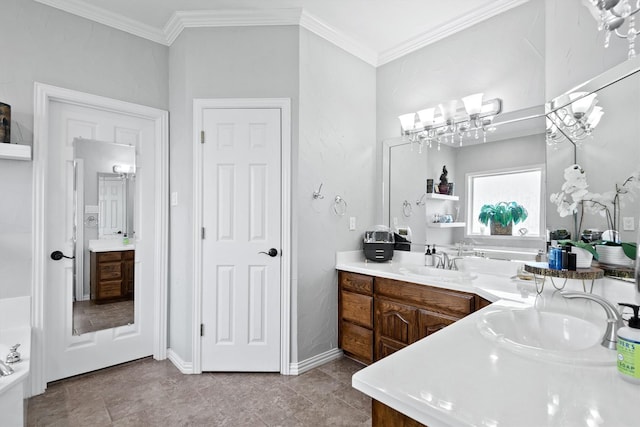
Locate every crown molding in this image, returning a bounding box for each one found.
[299,11,378,67]
[34,0,168,45]
[377,0,531,66]
[164,8,303,45]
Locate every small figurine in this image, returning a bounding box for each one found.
[438,165,449,194]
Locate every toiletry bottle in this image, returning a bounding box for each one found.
[617,303,640,384]
[425,245,433,266]
[431,245,437,266]
[123,233,130,245]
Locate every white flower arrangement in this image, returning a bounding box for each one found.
[550,164,640,237]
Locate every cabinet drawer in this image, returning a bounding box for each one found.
[97,281,122,298]
[341,290,373,328]
[375,277,475,317]
[99,262,122,280]
[97,251,122,262]
[341,322,373,364]
[339,271,373,295]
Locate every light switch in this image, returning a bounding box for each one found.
[623,216,635,231]
[349,217,356,231]
[171,192,178,206]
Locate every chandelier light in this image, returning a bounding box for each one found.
[398,93,503,151]
[546,91,604,146]
[586,0,640,59]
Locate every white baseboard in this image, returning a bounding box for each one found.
[167,348,194,374]
[288,348,343,375]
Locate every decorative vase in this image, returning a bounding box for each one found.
[490,221,512,235]
[438,183,449,194]
[571,246,594,269]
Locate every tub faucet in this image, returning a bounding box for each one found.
[0,360,14,376]
[560,291,623,350]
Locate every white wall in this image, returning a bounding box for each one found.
[297,28,376,361]
[376,0,545,243]
[168,26,300,362]
[0,0,168,299]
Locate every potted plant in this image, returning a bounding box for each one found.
[478,201,528,235]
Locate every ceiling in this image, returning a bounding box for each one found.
[35,0,530,66]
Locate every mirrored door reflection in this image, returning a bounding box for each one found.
[72,138,136,335]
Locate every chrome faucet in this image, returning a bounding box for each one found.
[434,252,463,270]
[0,360,14,376]
[560,291,623,350]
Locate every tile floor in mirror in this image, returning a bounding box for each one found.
[27,356,370,426]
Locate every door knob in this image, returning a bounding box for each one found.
[259,248,279,257]
[50,250,74,260]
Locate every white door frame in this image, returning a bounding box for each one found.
[31,82,169,395]
[192,98,291,375]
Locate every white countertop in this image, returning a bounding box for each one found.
[88,239,135,252]
[338,251,640,427]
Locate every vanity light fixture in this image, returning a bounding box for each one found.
[546,92,604,146]
[398,93,503,151]
[113,164,135,174]
[585,0,640,59]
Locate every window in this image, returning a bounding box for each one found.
[467,167,544,238]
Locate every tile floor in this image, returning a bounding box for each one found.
[27,356,370,426]
[72,300,134,335]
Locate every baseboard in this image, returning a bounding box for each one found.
[167,348,194,374]
[288,348,343,375]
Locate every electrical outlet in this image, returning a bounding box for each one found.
[623,216,635,231]
[349,217,356,231]
[171,192,178,206]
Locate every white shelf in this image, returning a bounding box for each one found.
[425,193,459,201]
[0,144,31,161]
[428,222,466,228]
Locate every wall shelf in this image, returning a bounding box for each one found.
[425,193,458,201]
[0,143,32,161]
[428,222,465,228]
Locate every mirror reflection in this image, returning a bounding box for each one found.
[73,138,136,335]
[384,107,546,250]
[546,58,640,277]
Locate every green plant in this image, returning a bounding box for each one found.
[558,239,599,260]
[478,201,528,228]
[595,240,637,260]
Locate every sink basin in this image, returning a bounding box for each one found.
[398,265,476,284]
[477,307,616,365]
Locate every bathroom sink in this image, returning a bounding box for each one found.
[398,265,476,283]
[477,307,616,365]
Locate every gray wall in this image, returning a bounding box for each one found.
[0,0,168,299]
[168,26,300,362]
[297,28,376,361]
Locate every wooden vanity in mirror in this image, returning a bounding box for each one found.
[90,249,135,304]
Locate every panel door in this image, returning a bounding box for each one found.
[201,108,282,371]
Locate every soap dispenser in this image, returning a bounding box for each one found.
[425,245,433,266]
[617,303,640,384]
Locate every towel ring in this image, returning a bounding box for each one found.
[402,200,413,217]
[333,196,347,216]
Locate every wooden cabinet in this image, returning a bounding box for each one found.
[339,271,374,364]
[90,250,135,304]
[372,400,426,427]
[339,270,488,364]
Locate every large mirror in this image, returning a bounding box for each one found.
[383,106,546,251]
[546,56,640,277]
[73,138,136,335]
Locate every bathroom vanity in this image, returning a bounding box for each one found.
[90,249,135,303]
[337,251,639,426]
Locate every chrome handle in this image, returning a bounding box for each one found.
[50,250,74,260]
[259,248,278,257]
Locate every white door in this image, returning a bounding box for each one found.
[201,108,282,371]
[99,176,126,237]
[45,100,157,382]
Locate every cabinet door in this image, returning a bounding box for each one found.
[375,298,417,360]
[417,309,460,340]
[123,259,135,298]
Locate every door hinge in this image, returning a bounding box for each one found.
[200,324,204,337]
[201,227,206,239]
[200,130,205,144]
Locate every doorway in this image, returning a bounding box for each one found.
[192,98,292,374]
[31,83,168,395]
